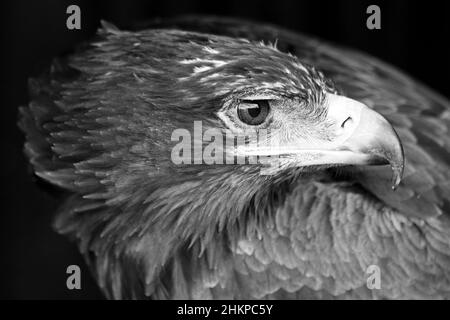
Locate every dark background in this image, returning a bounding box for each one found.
[0,0,449,299]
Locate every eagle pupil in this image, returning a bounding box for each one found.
[237,100,270,126]
[248,106,261,118]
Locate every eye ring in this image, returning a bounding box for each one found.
[237,100,270,126]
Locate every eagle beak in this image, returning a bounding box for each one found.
[325,94,404,189]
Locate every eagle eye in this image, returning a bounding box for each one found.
[237,100,270,126]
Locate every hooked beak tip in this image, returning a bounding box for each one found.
[389,135,405,190]
[391,163,404,190]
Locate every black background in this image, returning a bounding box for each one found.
[0,0,449,299]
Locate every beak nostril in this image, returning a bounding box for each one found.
[341,116,353,129]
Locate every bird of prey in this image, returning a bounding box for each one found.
[19,16,450,299]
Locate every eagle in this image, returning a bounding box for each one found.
[19,16,450,299]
